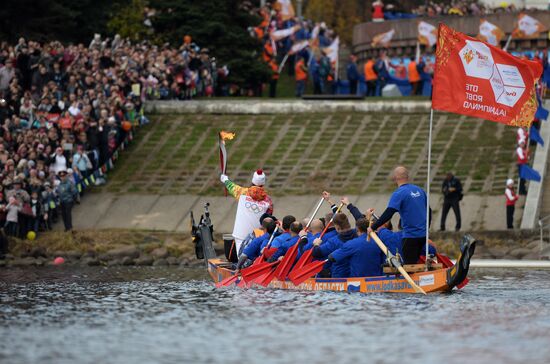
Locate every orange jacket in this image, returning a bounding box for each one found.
[270,60,279,80]
[295,59,307,81]
[408,61,420,82]
[263,43,274,62]
[364,60,377,81]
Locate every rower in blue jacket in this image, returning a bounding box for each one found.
[270,215,296,248]
[297,218,324,258]
[268,222,303,262]
[329,218,385,277]
[312,213,357,278]
[236,218,278,271]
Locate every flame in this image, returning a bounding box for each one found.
[220,131,235,141]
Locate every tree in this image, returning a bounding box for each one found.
[150,0,270,88]
[107,0,150,42]
[304,0,365,45]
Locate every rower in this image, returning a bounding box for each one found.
[368,166,427,264]
[236,218,277,271]
[296,218,324,258]
[268,221,303,262]
[328,218,385,277]
[271,215,296,248]
[221,169,273,254]
[311,213,357,278]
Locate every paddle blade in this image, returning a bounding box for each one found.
[263,247,278,259]
[257,265,279,287]
[289,260,325,286]
[291,249,313,274]
[436,253,454,268]
[275,244,299,280]
[216,274,238,288]
[241,261,279,283]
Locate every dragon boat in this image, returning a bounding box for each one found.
[192,203,477,294]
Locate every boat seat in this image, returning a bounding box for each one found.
[383,263,443,274]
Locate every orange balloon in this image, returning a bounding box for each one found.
[121,121,132,132]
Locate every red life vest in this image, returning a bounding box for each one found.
[505,187,517,206]
[516,146,528,164]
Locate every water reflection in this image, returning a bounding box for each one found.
[1,267,550,364]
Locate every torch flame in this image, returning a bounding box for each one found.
[220,131,235,141]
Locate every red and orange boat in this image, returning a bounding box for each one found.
[206,235,476,294]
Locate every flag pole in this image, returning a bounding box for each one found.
[426,108,434,271]
[503,33,512,51]
[278,53,289,74]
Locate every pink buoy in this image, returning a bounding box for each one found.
[53,257,65,265]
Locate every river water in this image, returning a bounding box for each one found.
[1,266,549,364]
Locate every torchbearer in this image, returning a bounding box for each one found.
[221,170,273,254]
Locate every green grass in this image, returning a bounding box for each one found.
[101,111,522,196]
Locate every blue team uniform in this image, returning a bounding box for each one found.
[330,235,385,277]
[377,228,403,256]
[271,232,291,248]
[313,229,357,278]
[270,235,300,261]
[387,183,427,238]
[242,233,270,261]
[297,232,320,259]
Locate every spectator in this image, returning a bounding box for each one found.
[0,59,15,93]
[516,140,529,195]
[5,196,20,237]
[29,190,44,234]
[346,55,359,96]
[408,57,421,95]
[295,56,308,97]
[372,1,385,22]
[440,172,462,231]
[505,179,519,229]
[56,169,78,232]
[364,56,377,97]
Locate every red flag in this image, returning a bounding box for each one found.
[432,23,543,127]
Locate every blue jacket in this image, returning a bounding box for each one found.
[242,233,270,261]
[346,62,359,81]
[270,235,300,261]
[323,228,338,242]
[313,229,357,278]
[297,232,321,259]
[330,235,385,277]
[377,228,403,256]
[271,232,290,248]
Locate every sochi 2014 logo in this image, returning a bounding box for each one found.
[459,40,525,107]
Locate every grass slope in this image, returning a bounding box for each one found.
[104,112,520,196]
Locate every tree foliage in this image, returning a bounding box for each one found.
[107,0,151,42]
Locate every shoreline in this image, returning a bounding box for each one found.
[1,229,549,268]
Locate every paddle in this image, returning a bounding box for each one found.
[289,259,328,286]
[216,274,239,288]
[289,202,345,278]
[369,231,427,295]
[241,260,280,283]
[268,197,325,282]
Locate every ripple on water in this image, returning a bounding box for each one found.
[1,267,550,364]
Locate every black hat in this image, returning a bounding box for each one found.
[259,212,277,225]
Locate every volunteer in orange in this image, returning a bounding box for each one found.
[408,57,421,96]
[364,57,377,97]
[295,56,308,97]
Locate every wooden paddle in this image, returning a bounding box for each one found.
[369,231,427,295]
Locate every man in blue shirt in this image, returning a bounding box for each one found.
[236,218,277,271]
[297,218,324,259]
[369,166,427,264]
[271,215,296,248]
[312,213,357,278]
[269,222,303,261]
[346,55,359,95]
[329,218,384,277]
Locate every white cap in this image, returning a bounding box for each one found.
[252,169,266,186]
[506,179,514,186]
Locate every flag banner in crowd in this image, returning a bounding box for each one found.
[432,24,543,127]
[323,37,339,64]
[418,21,437,47]
[270,25,300,41]
[530,125,544,146]
[276,0,295,21]
[289,40,309,55]
[478,19,504,47]
[512,14,547,39]
[519,164,542,182]
[310,24,320,47]
[372,29,395,48]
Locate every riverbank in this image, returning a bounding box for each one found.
[1,229,549,268]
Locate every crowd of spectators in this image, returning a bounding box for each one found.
[0,34,222,240]
[372,0,536,21]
